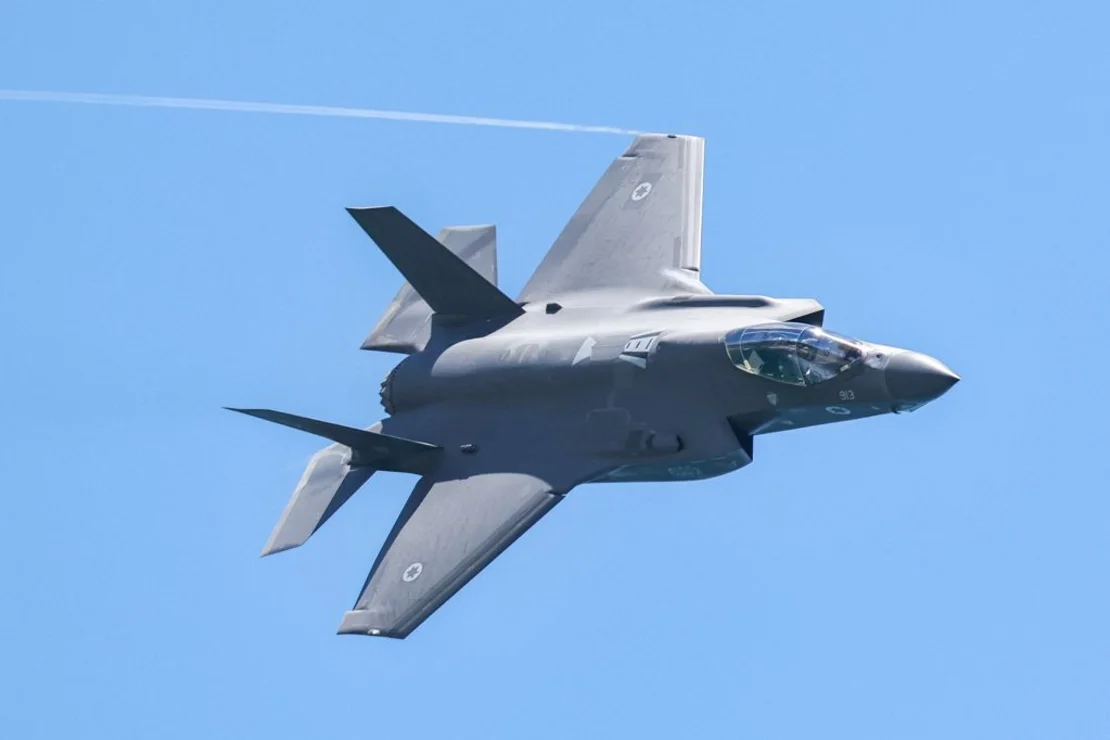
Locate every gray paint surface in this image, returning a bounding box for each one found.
[518,134,708,303]
[231,133,959,639]
[362,224,499,353]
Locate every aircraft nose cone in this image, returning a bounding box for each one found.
[884,351,960,405]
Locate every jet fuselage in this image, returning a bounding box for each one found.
[378,296,957,485]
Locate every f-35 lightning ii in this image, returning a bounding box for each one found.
[230,134,959,639]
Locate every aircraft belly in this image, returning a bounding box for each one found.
[587,449,751,483]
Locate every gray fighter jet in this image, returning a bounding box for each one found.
[230,134,958,639]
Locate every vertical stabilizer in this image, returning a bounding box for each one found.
[348,207,522,355]
[361,223,500,353]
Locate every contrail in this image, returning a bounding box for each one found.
[0,89,642,135]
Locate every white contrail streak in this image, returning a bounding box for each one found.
[0,89,642,135]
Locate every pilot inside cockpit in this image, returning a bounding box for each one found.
[725,323,864,386]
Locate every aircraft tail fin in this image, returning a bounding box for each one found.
[359,223,501,353]
[226,408,443,556]
[348,207,522,353]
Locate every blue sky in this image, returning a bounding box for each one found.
[2,1,1108,737]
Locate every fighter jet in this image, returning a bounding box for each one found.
[230,134,958,639]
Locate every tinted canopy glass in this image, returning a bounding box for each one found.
[725,323,864,386]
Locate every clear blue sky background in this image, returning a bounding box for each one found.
[2,2,1107,738]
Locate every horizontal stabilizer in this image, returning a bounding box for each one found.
[226,408,441,474]
[260,443,375,556]
[347,206,523,320]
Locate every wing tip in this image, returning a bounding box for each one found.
[260,539,300,557]
[622,132,704,157]
[336,610,406,639]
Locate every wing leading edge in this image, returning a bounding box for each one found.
[518,133,708,305]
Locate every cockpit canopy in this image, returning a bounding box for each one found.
[725,323,865,386]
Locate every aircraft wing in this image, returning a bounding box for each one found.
[517,133,709,304]
[338,471,563,638]
[336,400,607,639]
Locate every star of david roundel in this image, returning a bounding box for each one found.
[631,182,652,201]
